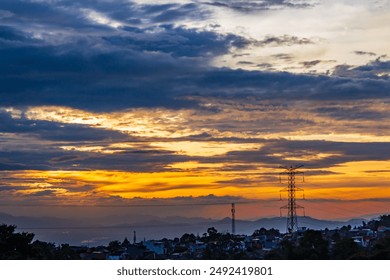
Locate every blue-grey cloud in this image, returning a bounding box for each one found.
[300,60,323,68]
[0,0,207,30]
[271,53,294,61]
[256,34,314,47]
[0,112,127,142]
[0,0,250,111]
[0,0,388,113]
[104,24,250,58]
[0,25,33,42]
[332,59,390,79]
[313,105,388,121]
[0,147,189,171]
[0,0,389,175]
[354,51,377,57]
[30,190,58,197]
[201,0,313,12]
[206,140,390,169]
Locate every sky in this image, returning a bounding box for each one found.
[0,0,390,223]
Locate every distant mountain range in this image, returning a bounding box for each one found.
[0,212,368,246]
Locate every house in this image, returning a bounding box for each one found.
[143,241,166,255]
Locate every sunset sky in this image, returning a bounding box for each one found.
[0,0,390,222]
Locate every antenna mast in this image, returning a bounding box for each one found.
[231,203,236,235]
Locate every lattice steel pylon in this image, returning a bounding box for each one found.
[231,203,236,235]
[279,165,305,234]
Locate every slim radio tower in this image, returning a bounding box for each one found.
[279,165,305,234]
[231,203,236,235]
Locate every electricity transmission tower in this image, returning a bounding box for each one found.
[231,203,236,235]
[279,165,305,234]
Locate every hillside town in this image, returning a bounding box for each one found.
[1,215,390,260]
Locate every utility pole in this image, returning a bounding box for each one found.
[231,203,236,235]
[279,165,305,234]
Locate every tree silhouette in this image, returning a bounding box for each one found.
[369,236,390,259]
[31,240,57,259]
[207,227,218,237]
[265,239,295,259]
[0,224,35,259]
[296,230,329,259]
[56,243,81,260]
[0,224,81,259]
[266,230,329,260]
[331,238,361,259]
[107,240,122,254]
[180,233,196,244]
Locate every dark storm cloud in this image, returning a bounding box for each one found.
[0,1,250,111]
[0,112,127,142]
[125,183,223,194]
[0,44,195,111]
[0,163,27,171]
[30,190,58,197]
[271,53,294,61]
[77,1,207,24]
[74,150,192,172]
[146,3,208,23]
[191,68,390,102]
[256,34,314,47]
[313,105,388,121]
[0,0,208,31]
[0,151,62,171]
[0,185,28,192]
[208,140,390,169]
[0,25,34,42]
[0,115,200,171]
[303,170,341,176]
[201,0,313,12]
[0,0,389,175]
[60,185,96,193]
[0,147,190,172]
[0,0,388,113]
[237,61,255,65]
[50,155,83,163]
[0,109,195,172]
[272,140,390,166]
[104,25,250,58]
[354,51,377,57]
[0,0,112,35]
[300,60,322,68]
[256,62,275,70]
[332,59,390,79]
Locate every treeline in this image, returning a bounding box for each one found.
[0,224,80,260]
[265,229,390,259]
[266,215,390,260]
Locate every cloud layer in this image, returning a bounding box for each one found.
[0,0,389,220]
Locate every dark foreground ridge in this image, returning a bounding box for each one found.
[1,215,390,260]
